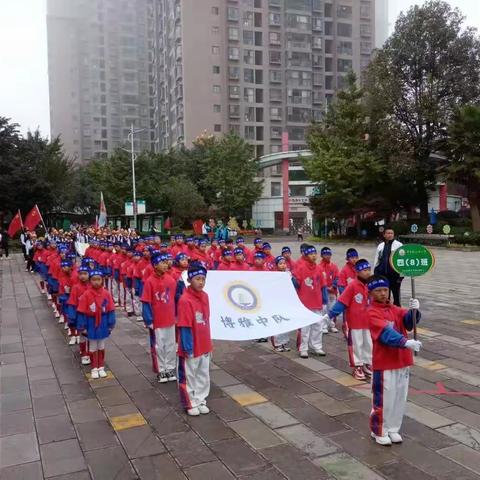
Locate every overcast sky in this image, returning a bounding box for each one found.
[1,0,479,137]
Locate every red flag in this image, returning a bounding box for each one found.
[7,210,23,237]
[24,205,42,231]
[164,217,172,230]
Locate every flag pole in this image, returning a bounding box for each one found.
[37,205,49,235]
[18,209,25,231]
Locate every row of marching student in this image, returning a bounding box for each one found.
[29,230,423,445]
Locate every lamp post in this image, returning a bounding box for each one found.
[125,124,146,230]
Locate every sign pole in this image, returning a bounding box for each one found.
[410,277,418,356]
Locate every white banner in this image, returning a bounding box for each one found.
[201,271,322,341]
[75,242,89,257]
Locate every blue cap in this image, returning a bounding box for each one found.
[275,255,285,265]
[187,263,207,280]
[222,249,233,256]
[254,238,263,245]
[321,247,332,255]
[160,242,168,248]
[254,252,265,259]
[78,265,90,273]
[368,277,390,291]
[346,248,359,259]
[262,242,272,250]
[175,253,188,262]
[355,259,371,272]
[186,237,194,243]
[133,251,143,257]
[303,246,317,255]
[233,248,244,256]
[199,239,208,246]
[89,269,104,278]
[236,237,244,243]
[175,234,184,240]
[61,260,72,268]
[281,246,291,254]
[152,254,169,265]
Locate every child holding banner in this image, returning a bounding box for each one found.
[141,254,177,383]
[367,275,422,446]
[177,263,212,416]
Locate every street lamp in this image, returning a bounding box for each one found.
[123,124,146,230]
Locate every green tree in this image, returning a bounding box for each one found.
[366,0,480,219]
[304,73,387,233]
[446,105,480,231]
[200,133,263,217]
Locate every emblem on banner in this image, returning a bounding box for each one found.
[224,281,261,313]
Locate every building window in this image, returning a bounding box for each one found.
[243,30,254,45]
[212,26,219,34]
[229,104,240,118]
[271,182,281,197]
[324,3,332,16]
[270,126,282,138]
[213,104,221,112]
[212,45,220,54]
[269,70,282,83]
[269,12,281,26]
[244,49,255,65]
[245,107,255,122]
[244,87,255,103]
[312,36,322,49]
[229,85,240,98]
[214,124,222,132]
[360,24,372,36]
[245,126,255,139]
[337,41,352,55]
[360,4,371,19]
[312,17,323,31]
[337,58,352,72]
[290,184,306,196]
[230,124,241,135]
[337,23,352,37]
[360,41,372,54]
[337,5,352,18]
[269,31,281,45]
[212,6,219,15]
[286,14,311,31]
[213,85,221,93]
[227,7,239,21]
[244,68,255,83]
[228,27,239,40]
[213,65,220,74]
[270,88,282,102]
[243,11,254,27]
[229,66,240,79]
[228,47,240,60]
[269,51,281,64]
[270,107,282,120]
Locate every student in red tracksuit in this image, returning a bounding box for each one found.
[57,260,75,340]
[191,238,213,270]
[177,263,212,416]
[141,254,177,383]
[66,266,91,364]
[324,259,373,381]
[293,245,328,359]
[231,248,250,271]
[338,248,359,339]
[170,253,189,281]
[262,243,276,271]
[235,236,251,260]
[250,252,266,271]
[77,270,116,379]
[217,249,234,270]
[207,239,220,269]
[281,246,296,272]
[319,247,339,333]
[367,275,421,446]
[247,238,263,265]
[171,234,189,258]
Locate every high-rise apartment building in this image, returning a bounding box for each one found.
[47,0,153,162]
[375,0,389,48]
[48,0,376,160]
[151,0,375,155]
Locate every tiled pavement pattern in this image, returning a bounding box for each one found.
[1,242,480,479]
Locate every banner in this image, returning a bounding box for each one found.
[98,192,107,227]
[75,242,89,257]
[202,271,322,341]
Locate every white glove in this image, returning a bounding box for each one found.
[321,314,330,325]
[405,339,422,352]
[409,298,420,310]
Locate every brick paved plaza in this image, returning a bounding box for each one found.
[1,242,480,479]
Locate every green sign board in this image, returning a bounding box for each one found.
[391,244,435,277]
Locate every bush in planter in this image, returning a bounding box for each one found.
[453,232,480,246]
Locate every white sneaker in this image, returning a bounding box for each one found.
[371,433,392,446]
[81,356,91,365]
[59,315,65,323]
[90,368,99,379]
[47,294,52,300]
[187,407,200,416]
[299,351,309,359]
[136,316,143,322]
[55,312,61,319]
[68,336,76,345]
[322,328,329,334]
[388,432,403,443]
[312,349,326,356]
[198,405,210,414]
[76,336,81,345]
[329,326,339,333]
[64,322,69,330]
[98,367,108,378]
[41,289,46,294]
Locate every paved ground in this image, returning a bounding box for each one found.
[1,243,480,480]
